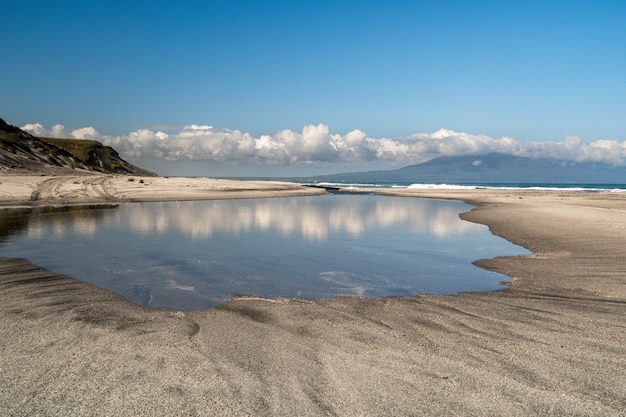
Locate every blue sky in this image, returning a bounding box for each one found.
[3,0,625,176]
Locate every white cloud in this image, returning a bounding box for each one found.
[50,124,68,138]
[20,123,69,138]
[20,123,47,136]
[71,127,101,140]
[21,122,626,167]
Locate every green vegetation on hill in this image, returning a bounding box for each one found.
[38,137,102,162]
[38,137,153,175]
[0,117,156,176]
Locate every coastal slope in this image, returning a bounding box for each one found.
[0,118,155,176]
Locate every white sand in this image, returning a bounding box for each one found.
[0,174,325,206]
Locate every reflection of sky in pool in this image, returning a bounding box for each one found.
[0,194,529,310]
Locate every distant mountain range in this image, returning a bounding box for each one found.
[304,153,626,185]
[0,118,155,176]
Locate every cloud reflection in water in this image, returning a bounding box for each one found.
[0,195,526,310]
[111,195,485,241]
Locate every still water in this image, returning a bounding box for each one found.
[0,194,528,310]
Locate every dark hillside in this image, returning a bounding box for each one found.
[0,118,155,176]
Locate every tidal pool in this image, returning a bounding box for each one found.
[0,194,528,310]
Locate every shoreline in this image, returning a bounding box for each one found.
[0,174,327,208]
[1,174,625,416]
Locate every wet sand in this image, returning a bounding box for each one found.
[0,175,624,416]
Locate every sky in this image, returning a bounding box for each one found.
[3,0,625,177]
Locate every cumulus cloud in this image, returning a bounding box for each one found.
[50,124,67,138]
[21,123,69,138]
[21,123,48,137]
[21,122,626,167]
[71,126,101,140]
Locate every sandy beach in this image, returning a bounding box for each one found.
[0,174,327,207]
[0,174,624,416]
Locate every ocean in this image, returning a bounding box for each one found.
[302,181,626,192]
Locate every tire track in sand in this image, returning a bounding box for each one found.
[30,176,118,202]
[82,176,117,200]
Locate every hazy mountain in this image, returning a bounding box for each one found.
[0,118,155,176]
[305,153,626,185]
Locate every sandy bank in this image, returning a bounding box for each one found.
[0,174,326,207]
[0,176,624,416]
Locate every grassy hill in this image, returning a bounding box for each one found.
[0,118,155,176]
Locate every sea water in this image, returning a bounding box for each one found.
[307,181,626,192]
[0,194,528,310]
